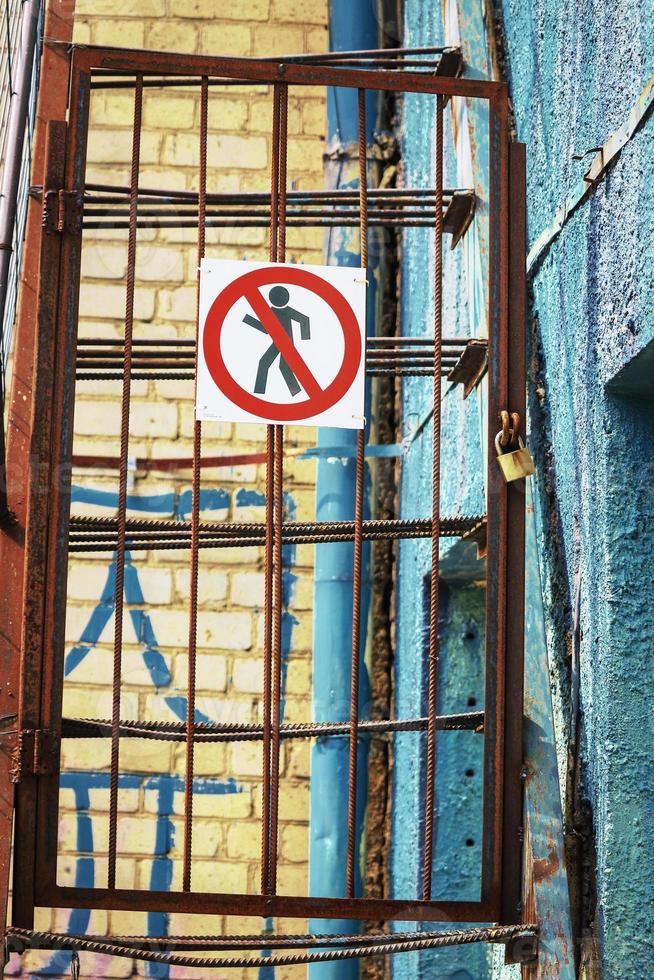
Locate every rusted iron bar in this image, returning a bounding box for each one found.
[75,334,471,345]
[423,93,444,902]
[268,81,288,898]
[3,925,537,969]
[61,712,485,742]
[10,920,530,953]
[182,73,208,895]
[107,75,142,892]
[85,182,456,201]
[67,516,486,552]
[78,184,474,238]
[261,80,281,898]
[346,86,367,901]
[87,47,463,91]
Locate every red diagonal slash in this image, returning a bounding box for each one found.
[244,286,322,400]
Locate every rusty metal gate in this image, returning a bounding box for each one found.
[3,43,527,950]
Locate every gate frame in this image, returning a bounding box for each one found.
[7,44,525,929]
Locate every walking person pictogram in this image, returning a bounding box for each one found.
[243,285,311,396]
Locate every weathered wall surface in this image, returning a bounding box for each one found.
[390,2,488,978]
[496,0,654,975]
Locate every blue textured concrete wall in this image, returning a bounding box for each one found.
[497,0,654,974]
[390,3,489,977]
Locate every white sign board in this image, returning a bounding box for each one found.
[196,259,366,429]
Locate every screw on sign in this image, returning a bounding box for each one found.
[196,259,367,429]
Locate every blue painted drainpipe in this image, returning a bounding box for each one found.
[308,2,379,977]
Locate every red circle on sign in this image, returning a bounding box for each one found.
[202,265,362,422]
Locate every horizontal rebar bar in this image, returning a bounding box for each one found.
[61,711,485,743]
[5,925,537,968]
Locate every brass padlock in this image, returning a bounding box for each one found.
[495,431,535,482]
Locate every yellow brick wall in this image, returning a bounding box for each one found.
[18,3,328,977]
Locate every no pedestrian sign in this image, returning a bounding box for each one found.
[196,259,366,429]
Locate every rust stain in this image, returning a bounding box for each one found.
[533,845,560,883]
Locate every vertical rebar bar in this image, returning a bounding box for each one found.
[345,87,368,900]
[268,81,288,897]
[108,74,143,891]
[422,93,444,901]
[182,75,208,894]
[261,81,282,895]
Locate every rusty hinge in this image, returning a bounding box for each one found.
[42,189,83,235]
[11,728,59,782]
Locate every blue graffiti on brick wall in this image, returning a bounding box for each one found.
[40,484,298,979]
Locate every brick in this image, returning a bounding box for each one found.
[171,0,270,19]
[173,785,251,818]
[273,0,326,23]
[229,742,262,777]
[231,656,263,693]
[286,741,310,779]
[77,0,165,14]
[199,24,252,57]
[61,687,138,721]
[136,244,186,282]
[143,95,196,134]
[121,648,170,688]
[72,20,91,44]
[59,812,109,852]
[93,20,145,47]
[120,737,172,773]
[180,405,232,441]
[287,137,323,174]
[62,644,114,687]
[60,737,110,773]
[78,281,155,321]
[285,424,318,445]
[302,99,325,135]
[212,134,268,169]
[175,567,228,604]
[305,24,329,52]
[52,907,108,937]
[129,401,178,439]
[230,571,264,608]
[276,862,307,894]
[87,786,140,814]
[253,24,305,57]
[168,741,228,777]
[147,20,198,53]
[278,783,310,822]
[207,96,250,132]
[82,243,128,280]
[116,817,159,855]
[109,910,149,937]
[191,859,248,893]
[249,98,301,134]
[226,822,260,859]
[280,823,308,862]
[171,817,222,857]
[90,93,137,128]
[147,608,252,650]
[86,129,161,166]
[158,285,197,322]
[173,653,227,692]
[289,574,313,610]
[285,658,311,694]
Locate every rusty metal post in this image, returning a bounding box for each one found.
[0,0,75,936]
